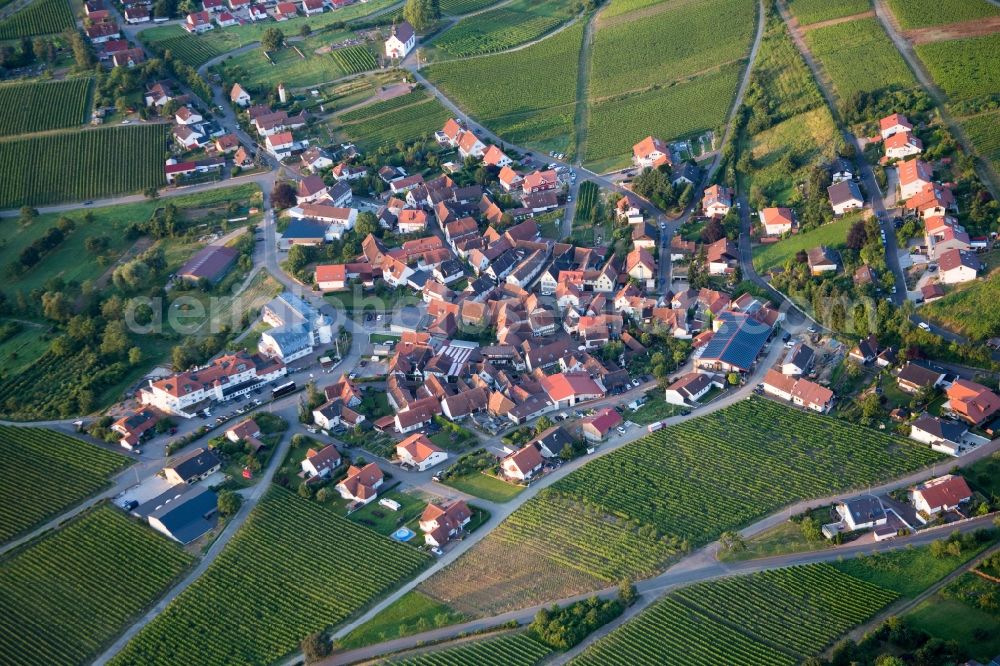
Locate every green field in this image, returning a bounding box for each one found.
[140,0,397,63]
[922,268,1000,341]
[915,33,1000,102]
[432,0,575,57]
[589,0,756,98]
[111,488,429,666]
[787,0,870,25]
[907,570,1000,661]
[442,469,525,502]
[753,214,856,271]
[0,507,193,666]
[886,0,1000,28]
[744,8,839,208]
[338,96,453,150]
[0,426,130,543]
[424,22,583,156]
[571,564,897,665]
[601,0,668,19]
[421,399,939,617]
[391,632,552,665]
[805,18,916,105]
[0,0,73,39]
[217,34,373,90]
[0,124,167,208]
[339,590,465,649]
[961,110,1000,175]
[0,78,92,137]
[585,64,741,164]
[439,0,497,13]
[339,90,428,121]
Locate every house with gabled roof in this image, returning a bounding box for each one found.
[759,207,794,236]
[633,135,670,169]
[335,463,384,504]
[896,361,945,394]
[885,131,923,159]
[301,445,342,478]
[580,407,622,441]
[828,180,864,215]
[945,379,1000,426]
[501,444,543,480]
[385,20,416,58]
[911,475,973,518]
[522,169,558,194]
[879,113,913,140]
[457,130,486,159]
[706,238,738,275]
[396,433,447,471]
[897,158,933,200]
[419,500,471,547]
[482,144,512,168]
[909,413,968,456]
[702,184,732,218]
[665,372,721,406]
[938,248,981,284]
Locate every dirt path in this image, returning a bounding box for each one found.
[331,82,415,118]
[904,15,1000,43]
[572,11,598,166]
[799,9,875,31]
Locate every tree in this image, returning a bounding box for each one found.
[100,320,130,357]
[298,480,314,498]
[726,372,740,386]
[271,181,296,209]
[618,580,638,606]
[800,516,822,541]
[144,186,159,199]
[719,530,746,553]
[701,218,725,244]
[403,0,433,30]
[316,486,334,503]
[846,220,868,250]
[128,346,143,365]
[261,27,285,51]
[354,211,378,238]
[534,415,553,434]
[300,24,311,37]
[301,631,330,663]
[218,490,242,517]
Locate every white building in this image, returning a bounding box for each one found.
[395,433,448,471]
[258,292,334,363]
[384,21,416,59]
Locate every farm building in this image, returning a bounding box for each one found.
[176,245,239,285]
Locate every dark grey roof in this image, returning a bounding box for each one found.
[784,344,815,370]
[531,426,574,455]
[843,495,885,525]
[911,413,967,442]
[328,180,352,202]
[167,447,221,483]
[148,485,218,544]
[828,179,863,206]
[700,312,770,371]
[671,162,700,184]
[897,362,943,388]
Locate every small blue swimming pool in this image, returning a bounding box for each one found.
[392,527,416,542]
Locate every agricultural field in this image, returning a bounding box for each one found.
[0,124,167,209]
[0,506,193,666]
[787,0,871,25]
[961,110,1000,175]
[339,590,465,649]
[0,426,130,543]
[753,214,856,271]
[589,0,756,98]
[330,45,378,75]
[805,18,916,106]
[431,0,574,57]
[0,78,92,137]
[907,572,1000,661]
[148,31,225,68]
[337,96,452,150]
[0,0,73,40]
[922,269,1000,341]
[601,0,668,19]
[390,632,552,665]
[439,0,497,14]
[111,488,429,666]
[742,7,838,208]
[572,181,599,224]
[585,64,741,165]
[572,564,898,665]
[217,33,364,90]
[424,22,583,156]
[915,33,1000,103]
[339,90,428,121]
[422,399,938,617]
[886,0,1000,28]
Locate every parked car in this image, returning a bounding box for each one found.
[918,322,931,331]
[431,547,444,556]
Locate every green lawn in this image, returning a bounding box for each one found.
[628,394,687,425]
[963,450,1000,498]
[216,32,366,90]
[922,269,1000,341]
[442,472,524,503]
[718,509,834,562]
[752,214,857,272]
[907,594,1000,662]
[348,489,427,536]
[832,536,995,598]
[338,590,466,649]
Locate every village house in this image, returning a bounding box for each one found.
[938,248,981,284]
[907,183,956,218]
[501,444,544,481]
[111,407,161,450]
[945,379,1000,426]
[335,463,384,505]
[522,169,558,194]
[879,112,913,140]
[830,157,854,183]
[632,135,670,169]
[896,361,945,394]
[837,495,887,531]
[759,207,794,236]
[498,166,523,192]
[924,215,971,260]
[183,10,214,33]
[828,180,864,215]
[807,246,839,275]
[265,131,295,159]
[419,500,472,547]
[885,131,923,159]
[909,413,968,456]
[897,158,933,200]
[702,184,733,218]
[664,372,721,406]
[482,145,512,168]
[300,445,342,478]
[695,311,771,374]
[706,238,738,275]
[164,447,221,485]
[762,369,834,413]
[911,475,973,518]
[385,20,416,59]
[396,433,448,471]
[781,343,815,377]
[580,407,623,442]
[230,83,251,107]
